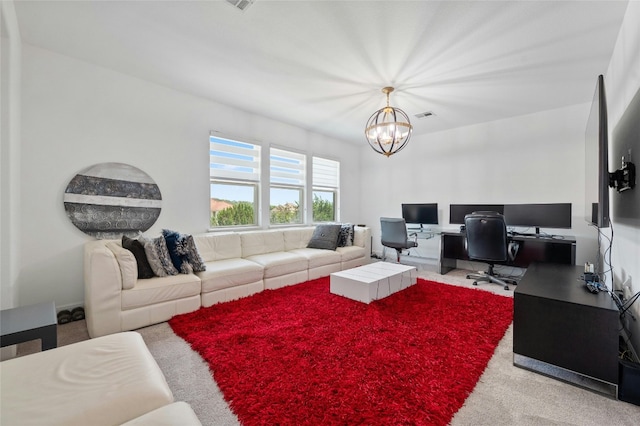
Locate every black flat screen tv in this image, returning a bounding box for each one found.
[503,203,572,234]
[449,204,504,224]
[585,74,610,228]
[402,203,438,227]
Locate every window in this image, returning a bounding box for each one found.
[209,135,260,227]
[312,157,339,222]
[209,135,340,229]
[270,148,305,224]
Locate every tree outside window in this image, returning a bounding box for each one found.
[312,191,335,222]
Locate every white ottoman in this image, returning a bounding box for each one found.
[0,332,174,426]
[330,262,417,303]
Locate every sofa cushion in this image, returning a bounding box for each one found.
[354,226,367,248]
[121,274,201,311]
[336,245,366,262]
[283,227,315,251]
[245,251,307,278]
[122,235,155,279]
[0,332,173,426]
[197,258,264,293]
[289,248,341,269]
[121,402,202,426]
[193,232,241,262]
[307,224,341,250]
[241,230,285,257]
[106,242,138,290]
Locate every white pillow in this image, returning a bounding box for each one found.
[106,242,137,290]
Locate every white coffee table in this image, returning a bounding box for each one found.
[330,262,417,304]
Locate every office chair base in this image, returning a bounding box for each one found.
[381,247,409,263]
[466,272,511,291]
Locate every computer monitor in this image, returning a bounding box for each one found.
[503,203,572,235]
[401,203,438,228]
[449,204,504,224]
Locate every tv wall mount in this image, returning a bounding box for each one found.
[609,154,636,193]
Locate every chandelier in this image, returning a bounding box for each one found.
[364,87,413,157]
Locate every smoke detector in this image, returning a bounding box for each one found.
[226,0,255,11]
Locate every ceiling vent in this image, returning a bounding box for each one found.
[226,0,255,11]
[415,111,435,119]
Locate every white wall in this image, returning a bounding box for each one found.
[359,103,597,266]
[605,0,640,355]
[1,0,22,361]
[358,0,640,356]
[1,0,21,311]
[18,44,361,309]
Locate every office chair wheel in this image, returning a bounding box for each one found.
[504,285,510,291]
[466,274,471,279]
[472,281,478,286]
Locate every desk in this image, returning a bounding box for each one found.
[401,229,440,261]
[438,232,576,274]
[513,263,619,397]
[0,302,57,351]
[407,228,438,240]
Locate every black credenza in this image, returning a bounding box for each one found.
[438,232,576,274]
[513,263,619,397]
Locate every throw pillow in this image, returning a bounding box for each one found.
[144,235,179,277]
[122,235,155,279]
[182,234,206,272]
[162,229,187,273]
[162,229,207,274]
[337,223,355,247]
[307,224,342,250]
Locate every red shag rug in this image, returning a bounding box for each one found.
[169,277,513,426]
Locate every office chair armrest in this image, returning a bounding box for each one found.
[409,232,418,246]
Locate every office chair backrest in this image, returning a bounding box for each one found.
[464,212,508,263]
[380,217,410,248]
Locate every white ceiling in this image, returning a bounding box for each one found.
[13,0,629,144]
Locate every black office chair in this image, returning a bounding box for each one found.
[380,217,418,263]
[464,211,517,291]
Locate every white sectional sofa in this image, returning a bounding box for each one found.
[0,332,201,425]
[84,226,371,338]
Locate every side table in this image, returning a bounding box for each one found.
[1,301,57,351]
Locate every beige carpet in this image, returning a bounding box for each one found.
[14,267,640,425]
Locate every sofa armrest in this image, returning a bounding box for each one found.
[84,240,123,338]
[354,226,371,257]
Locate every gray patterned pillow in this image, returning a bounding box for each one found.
[307,224,342,250]
[337,223,354,247]
[143,235,179,276]
[181,234,206,273]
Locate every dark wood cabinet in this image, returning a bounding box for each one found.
[513,263,619,397]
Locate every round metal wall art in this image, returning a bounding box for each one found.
[63,162,162,239]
